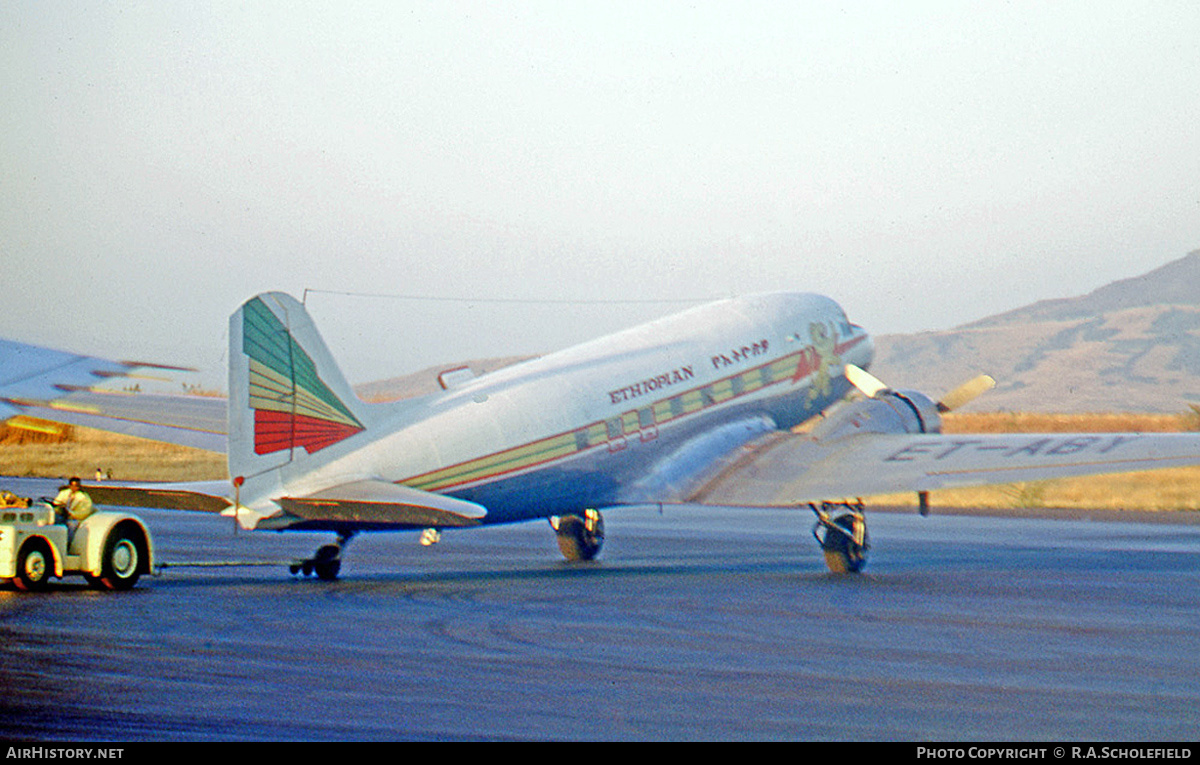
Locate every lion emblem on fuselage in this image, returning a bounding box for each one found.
[808,322,840,402]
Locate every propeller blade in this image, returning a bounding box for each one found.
[937,374,996,412]
[845,364,995,411]
[844,364,889,398]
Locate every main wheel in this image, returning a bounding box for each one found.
[821,514,868,574]
[555,511,605,562]
[97,528,146,590]
[14,538,53,591]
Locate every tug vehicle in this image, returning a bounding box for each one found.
[0,496,153,591]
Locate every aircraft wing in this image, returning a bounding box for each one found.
[691,429,1200,508]
[0,338,226,452]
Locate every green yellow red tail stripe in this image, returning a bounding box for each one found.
[242,297,364,454]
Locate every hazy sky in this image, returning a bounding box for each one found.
[3,1,1198,388]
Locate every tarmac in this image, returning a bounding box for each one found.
[2,476,1199,741]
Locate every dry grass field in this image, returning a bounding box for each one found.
[0,424,225,482]
[1,411,1198,512]
[871,411,1200,512]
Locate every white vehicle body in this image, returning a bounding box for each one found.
[0,503,153,591]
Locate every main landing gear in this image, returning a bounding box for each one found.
[291,530,356,581]
[810,501,869,574]
[550,509,605,562]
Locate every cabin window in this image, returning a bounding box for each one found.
[606,418,623,440]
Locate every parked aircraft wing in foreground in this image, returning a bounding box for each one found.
[6,291,1200,578]
[0,338,226,452]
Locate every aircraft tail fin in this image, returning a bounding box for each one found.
[228,292,374,489]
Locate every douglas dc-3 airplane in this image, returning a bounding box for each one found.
[5,291,1200,579]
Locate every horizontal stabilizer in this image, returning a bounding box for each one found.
[276,480,487,529]
[82,481,234,514]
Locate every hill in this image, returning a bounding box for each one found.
[870,250,1200,412]
[358,254,1200,412]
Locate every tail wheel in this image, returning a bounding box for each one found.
[292,534,354,581]
[14,538,54,592]
[313,544,342,581]
[97,528,146,590]
[819,513,869,574]
[554,510,605,562]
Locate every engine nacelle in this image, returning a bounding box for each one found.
[884,389,944,433]
[810,388,944,441]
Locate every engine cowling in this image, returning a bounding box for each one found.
[818,365,995,517]
[809,388,944,441]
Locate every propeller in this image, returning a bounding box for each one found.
[844,365,995,518]
[844,364,995,413]
[936,373,997,413]
[844,364,889,399]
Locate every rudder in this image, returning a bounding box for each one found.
[228,292,370,484]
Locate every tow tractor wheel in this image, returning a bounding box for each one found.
[97,527,146,590]
[822,514,868,574]
[14,538,53,591]
[555,511,605,562]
